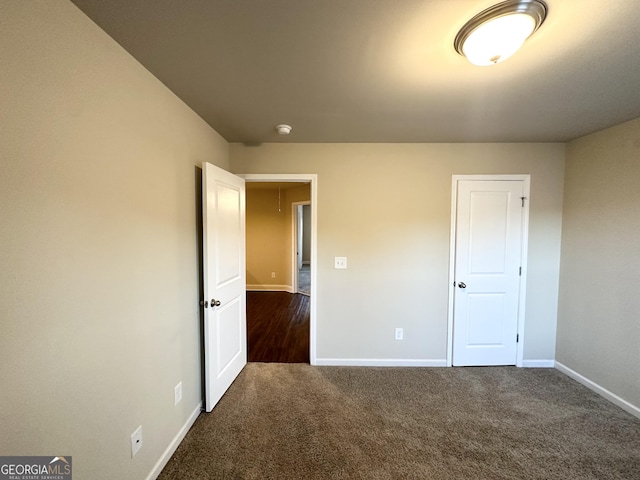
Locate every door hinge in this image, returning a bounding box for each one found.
[516,334,520,343]
[521,197,526,207]
[519,266,522,276]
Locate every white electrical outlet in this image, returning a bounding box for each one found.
[131,425,142,458]
[395,328,404,340]
[175,381,182,406]
[271,272,276,279]
[334,257,347,269]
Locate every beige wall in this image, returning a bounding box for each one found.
[0,2,228,479]
[230,143,565,362]
[557,117,640,409]
[246,184,311,289]
[246,188,289,288]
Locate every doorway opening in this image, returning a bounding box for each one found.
[241,174,317,364]
[293,202,311,296]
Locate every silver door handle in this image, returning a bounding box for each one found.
[200,300,208,308]
[211,299,221,307]
[457,282,466,289]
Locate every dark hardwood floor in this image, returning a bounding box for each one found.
[246,291,310,363]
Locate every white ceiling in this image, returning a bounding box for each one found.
[70,0,640,143]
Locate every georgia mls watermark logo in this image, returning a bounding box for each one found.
[0,456,72,480]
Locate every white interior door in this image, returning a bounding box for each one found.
[202,162,246,412]
[297,205,304,271]
[452,179,525,366]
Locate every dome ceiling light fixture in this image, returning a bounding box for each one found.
[454,0,547,66]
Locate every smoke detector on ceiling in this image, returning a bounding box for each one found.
[275,124,292,135]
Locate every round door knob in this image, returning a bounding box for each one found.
[457,282,466,289]
[211,299,221,307]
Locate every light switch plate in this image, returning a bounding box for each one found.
[175,382,182,405]
[334,257,347,269]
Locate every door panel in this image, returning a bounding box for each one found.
[453,180,523,366]
[203,162,246,412]
[469,193,509,273]
[215,298,242,374]
[466,293,506,344]
[215,184,242,284]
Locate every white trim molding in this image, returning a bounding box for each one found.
[146,403,202,480]
[522,359,555,368]
[555,362,640,420]
[314,358,448,367]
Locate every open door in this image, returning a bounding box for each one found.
[297,205,304,271]
[202,162,246,412]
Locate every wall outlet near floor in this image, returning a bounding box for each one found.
[175,381,182,405]
[395,328,404,340]
[271,272,276,279]
[131,425,143,457]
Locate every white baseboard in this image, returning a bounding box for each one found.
[314,358,448,367]
[555,362,640,420]
[313,358,554,369]
[146,403,202,480]
[246,284,292,293]
[522,359,555,368]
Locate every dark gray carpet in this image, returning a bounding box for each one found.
[159,364,640,479]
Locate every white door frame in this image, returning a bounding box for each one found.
[447,174,530,367]
[239,174,318,365]
[292,200,311,293]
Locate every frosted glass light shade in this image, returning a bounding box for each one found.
[463,14,536,66]
[454,1,547,67]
